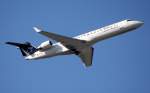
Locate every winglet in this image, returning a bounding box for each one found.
[33,27,42,32]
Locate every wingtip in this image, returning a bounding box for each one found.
[33,27,42,32]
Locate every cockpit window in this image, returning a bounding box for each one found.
[127,19,132,21]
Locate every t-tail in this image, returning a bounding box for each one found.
[5,42,37,56]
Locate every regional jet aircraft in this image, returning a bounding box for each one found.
[6,19,143,67]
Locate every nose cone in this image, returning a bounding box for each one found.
[137,21,144,26]
[134,21,144,27]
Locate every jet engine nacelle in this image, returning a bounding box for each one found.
[37,40,53,51]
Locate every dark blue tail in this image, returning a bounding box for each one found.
[6,42,37,56]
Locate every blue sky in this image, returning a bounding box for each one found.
[0,0,150,93]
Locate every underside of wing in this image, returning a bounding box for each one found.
[78,47,94,67]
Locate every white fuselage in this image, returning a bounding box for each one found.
[25,19,143,60]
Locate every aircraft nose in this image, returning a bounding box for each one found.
[137,21,144,26]
[134,21,144,27]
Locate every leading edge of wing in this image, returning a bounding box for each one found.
[33,27,87,49]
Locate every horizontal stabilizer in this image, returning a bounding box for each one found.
[6,42,22,47]
[6,41,37,56]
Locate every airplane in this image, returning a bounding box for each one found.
[6,19,144,67]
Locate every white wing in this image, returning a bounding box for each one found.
[33,27,94,67]
[33,27,87,50]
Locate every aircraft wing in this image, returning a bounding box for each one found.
[33,27,94,67]
[33,27,86,50]
[78,47,94,67]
